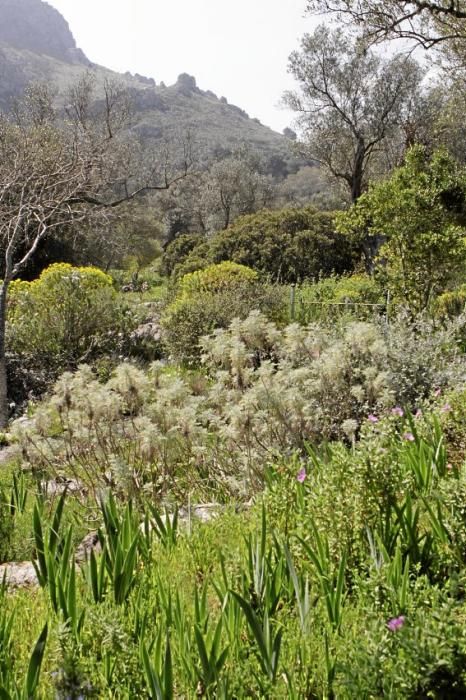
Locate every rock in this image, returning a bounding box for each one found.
[0,0,90,64]
[130,321,162,344]
[178,502,224,526]
[0,561,38,587]
[39,478,86,497]
[75,531,101,563]
[0,444,19,465]
[0,530,101,588]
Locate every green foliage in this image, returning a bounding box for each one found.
[7,263,127,370]
[98,493,140,605]
[15,309,466,503]
[434,284,466,319]
[160,233,206,277]
[161,263,285,365]
[6,405,466,697]
[0,495,14,564]
[164,206,358,283]
[293,273,385,323]
[0,471,29,564]
[338,148,466,312]
[177,261,258,297]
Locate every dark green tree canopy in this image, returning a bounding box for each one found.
[162,207,359,283]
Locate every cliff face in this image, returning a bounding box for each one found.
[0,0,89,64]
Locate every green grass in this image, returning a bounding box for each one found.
[1,400,466,697]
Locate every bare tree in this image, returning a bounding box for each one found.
[0,80,192,426]
[159,150,274,239]
[306,0,466,50]
[202,154,274,230]
[284,25,423,202]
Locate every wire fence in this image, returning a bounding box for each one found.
[288,284,391,325]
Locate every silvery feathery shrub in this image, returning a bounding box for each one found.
[381,310,466,405]
[13,363,210,501]
[12,311,466,500]
[201,311,392,456]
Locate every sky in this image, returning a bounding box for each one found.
[46,0,319,133]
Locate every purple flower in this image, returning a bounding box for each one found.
[368,414,379,423]
[440,403,451,413]
[296,467,307,483]
[392,406,404,417]
[403,432,415,442]
[387,615,405,632]
[415,409,422,419]
[434,388,442,397]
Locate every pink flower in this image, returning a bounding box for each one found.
[447,463,453,471]
[387,615,405,632]
[392,407,404,417]
[415,409,422,419]
[368,414,379,423]
[403,432,415,442]
[440,403,451,413]
[296,467,307,483]
[434,388,442,397]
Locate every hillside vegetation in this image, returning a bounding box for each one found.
[0,0,466,698]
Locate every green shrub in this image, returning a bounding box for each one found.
[166,207,359,283]
[338,147,466,312]
[293,274,385,324]
[161,263,285,365]
[177,261,258,297]
[438,385,466,467]
[7,263,126,369]
[160,233,207,277]
[434,284,466,319]
[337,589,466,698]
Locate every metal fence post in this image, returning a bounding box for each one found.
[290,283,296,321]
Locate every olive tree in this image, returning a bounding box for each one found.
[306,0,466,50]
[284,25,423,203]
[160,150,274,239]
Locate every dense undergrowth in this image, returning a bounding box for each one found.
[0,243,464,697]
[1,393,466,697]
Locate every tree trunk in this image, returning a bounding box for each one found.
[362,234,386,275]
[351,137,366,203]
[0,283,9,429]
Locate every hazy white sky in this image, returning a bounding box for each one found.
[46,0,318,133]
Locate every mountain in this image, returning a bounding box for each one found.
[0,0,307,179]
[0,0,89,64]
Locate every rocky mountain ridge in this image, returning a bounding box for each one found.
[0,0,311,180]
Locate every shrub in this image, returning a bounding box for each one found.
[434,284,466,319]
[7,263,128,380]
[208,207,359,282]
[293,274,385,324]
[160,233,207,277]
[14,310,466,500]
[338,148,466,312]
[161,263,285,365]
[383,311,466,405]
[177,261,258,297]
[167,207,359,283]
